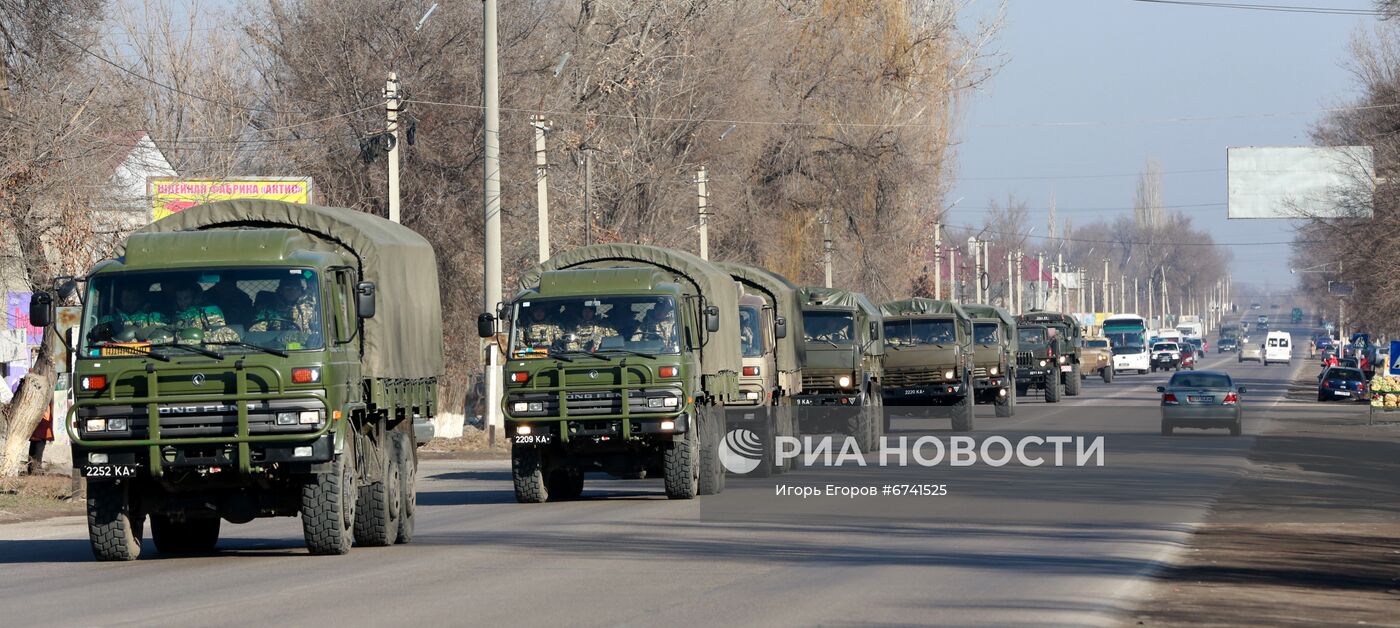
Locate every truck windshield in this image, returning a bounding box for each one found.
[512,295,680,357]
[1018,327,1046,345]
[973,323,999,344]
[739,305,764,358]
[82,268,323,357]
[804,311,854,346]
[1105,330,1145,351]
[884,318,956,347]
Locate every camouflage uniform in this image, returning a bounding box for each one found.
[565,321,618,352]
[174,304,240,343]
[522,321,565,349]
[632,315,677,344]
[99,309,167,339]
[250,297,318,333]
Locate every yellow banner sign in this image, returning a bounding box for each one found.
[149,178,313,221]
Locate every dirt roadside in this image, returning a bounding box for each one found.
[0,474,83,524]
[1131,378,1400,626]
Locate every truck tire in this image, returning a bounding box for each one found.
[749,407,776,478]
[354,438,401,547]
[511,446,549,503]
[546,467,585,500]
[663,426,699,499]
[994,388,1013,418]
[151,515,220,554]
[393,432,416,544]
[1044,374,1062,403]
[951,396,974,432]
[1101,367,1114,384]
[699,406,726,496]
[87,480,144,561]
[301,450,357,555]
[774,404,795,475]
[847,403,877,453]
[1065,368,1082,396]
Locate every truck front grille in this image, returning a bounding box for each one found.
[884,370,941,387]
[1016,351,1035,367]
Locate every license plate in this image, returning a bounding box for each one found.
[1158,356,1172,361]
[796,398,815,405]
[1333,391,1351,397]
[82,465,139,478]
[904,389,927,396]
[1188,395,1214,403]
[1060,365,1072,372]
[513,434,554,445]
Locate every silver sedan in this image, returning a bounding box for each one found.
[1158,370,1244,436]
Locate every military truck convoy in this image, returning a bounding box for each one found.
[32,203,1135,558]
[30,200,439,560]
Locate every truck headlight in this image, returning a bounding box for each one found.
[989,366,999,376]
[648,397,664,408]
[276,412,298,426]
[837,375,852,388]
[663,397,679,408]
[299,411,320,425]
[1038,359,1047,367]
[943,370,956,380]
[1058,355,1067,364]
[528,402,543,412]
[512,402,529,412]
[107,418,128,432]
[85,419,106,432]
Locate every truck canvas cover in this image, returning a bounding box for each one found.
[880,298,972,321]
[519,244,742,379]
[961,304,1017,330]
[130,199,443,379]
[714,262,806,374]
[799,286,884,356]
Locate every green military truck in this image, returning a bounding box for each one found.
[31,200,440,560]
[793,287,885,451]
[715,262,806,477]
[1014,311,1083,402]
[962,304,1019,418]
[879,299,976,431]
[479,244,740,501]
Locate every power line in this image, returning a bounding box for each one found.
[1128,0,1382,16]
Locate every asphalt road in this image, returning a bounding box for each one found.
[0,322,1340,627]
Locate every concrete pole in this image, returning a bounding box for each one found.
[1102,258,1110,313]
[1035,252,1044,310]
[1015,250,1024,314]
[1055,252,1064,311]
[482,0,503,444]
[1006,250,1013,311]
[386,72,402,223]
[968,237,980,303]
[583,150,593,245]
[697,166,709,260]
[951,246,960,304]
[933,223,942,300]
[1134,277,1139,315]
[822,213,833,289]
[533,115,551,262]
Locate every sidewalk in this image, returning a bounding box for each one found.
[1131,379,1400,626]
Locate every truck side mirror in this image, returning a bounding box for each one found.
[478,313,496,339]
[870,321,879,339]
[29,292,53,328]
[774,316,787,339]
[705,306,720,333]
[54,276,78,300]
[356,281,377,318]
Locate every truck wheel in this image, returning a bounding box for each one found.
[392,431,416,544]
[511,446,550,503]
[774,404,795,475]
[301,450,357,555]
[87,480,144,561]
[354,439,401,547]
[1016,384,1028,397]
[1102,367,1114,384]
[151,515,220,554]
[847,403,877,453]
[746,408,776,478]
[1044,375,1062,403]
[994,389,1013,418]
[663,426,699,499]
[1065,370,1082,397]
[699,406,726,495]
[951,396,974,432]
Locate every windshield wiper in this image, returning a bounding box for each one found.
[598,349,656,359]
[148,343,225,360]
[205,341,288,358]
[553,350,612,361]
[85,342,171,362]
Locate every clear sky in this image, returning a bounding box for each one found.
[951,0,1376,290]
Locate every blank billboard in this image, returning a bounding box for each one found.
[1227,146,1373,219]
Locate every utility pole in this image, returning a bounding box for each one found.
[1134,276,1140,315]
[696,166,709,260]
[933,223,942,300]
[1015,250,1024,314]
[532,115,551,262]
[583,150,593,245]
[481,0,503,444]
[1035,252,1044,310]
[822,213,833,289]
[1102,258,1110,314]
[951,246,960,304]
[1055,252,1064,311]
[1006,250,1014,311]
[385,72,403,223]
[968,236,980,303]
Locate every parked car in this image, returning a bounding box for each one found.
[1317,366,1368,402]
[1159,370,1244,436]
[1151,342,1185,372]
[1217,337,1239,353]
[1238,343,1264,363]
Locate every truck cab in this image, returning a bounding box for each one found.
[961,304,1019,418]
[1017,311,1084,400]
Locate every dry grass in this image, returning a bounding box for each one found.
[0,474,83,524]
[419,427,510,460]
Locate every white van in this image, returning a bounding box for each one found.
[1264,331,1292,365]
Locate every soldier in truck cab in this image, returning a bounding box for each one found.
[251,276,318,333]
[633,300,677,345]
[95,285,167,340]
[564,305,618,351]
